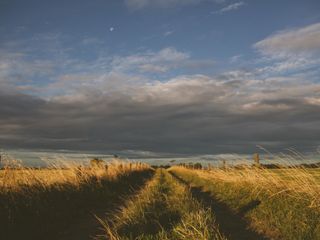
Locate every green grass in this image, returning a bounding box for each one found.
[169,167,320,240]
[98,169,226,240]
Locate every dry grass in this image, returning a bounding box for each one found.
[98,169,225,240]
[0,158,152,240]
[170,164,320,239]
[171,165,320,208]
[0,159,149,189]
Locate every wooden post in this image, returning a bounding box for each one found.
[222,160,226,169]
[253,153,260,166]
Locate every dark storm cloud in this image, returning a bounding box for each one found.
[1,76,320,154]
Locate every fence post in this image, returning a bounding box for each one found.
[221,160,226,169]
[253,153,260,167]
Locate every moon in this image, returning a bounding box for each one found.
[109,27,114,32]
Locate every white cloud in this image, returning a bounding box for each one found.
[155,47,189,62]
[229,54,242,63]
[253,22,320,76]
[0,49,55,86]
[0,34,215,100]
[125,0,225,10]
[256,57,319,75]
[213,1,245,14]
[254,22,320,57]
[111,47,190,73]
[110,47,216,74]
[139,64,169,73]
[164,30,174,37]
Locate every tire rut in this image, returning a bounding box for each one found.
[170,171,269,240]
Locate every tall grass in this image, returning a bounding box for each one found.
[170,164,320,239]
[173,164,320,207]
[0,159,149,188]
[0,158,152,239]
[98,169,226,240]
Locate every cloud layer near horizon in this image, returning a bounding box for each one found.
[1,73,320,154]
[1,22,320,154]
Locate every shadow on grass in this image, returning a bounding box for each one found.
[239,199,261,216]
[0,169,154,240]
[170,172,269,240]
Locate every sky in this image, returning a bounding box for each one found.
[1,0,320,159]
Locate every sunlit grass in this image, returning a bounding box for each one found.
[0,157,152,239]
[98,169,226,240]
[170,162,320,239]
[0,159,149,188]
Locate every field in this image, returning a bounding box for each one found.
[169,165,320,240]
[1,159,320,240]
[98,169,225,240]
[0,160,152,239]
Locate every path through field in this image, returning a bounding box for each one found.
[53,168,269,240]
[95,168,269,240]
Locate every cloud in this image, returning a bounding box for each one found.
[81,38,104,46]
[213,1,245,14]
[110,47,214,74]
[0,35,214,100]
[1,30,320,155]
[229,55,242,63]
[1,73,320,154]
[0,49,56,92]
[164,30,174,37]
[124,0,225,10]
[254,22,320,57]
[110,47,189,73]
[253,22,320,76]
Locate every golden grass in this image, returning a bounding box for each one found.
[171,165,320,208]
[0,158,152,239]
[98,169,226,240]
[0,159,150,190]
[170,164,320,239]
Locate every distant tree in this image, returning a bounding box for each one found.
[194,163,202,169]
[90,158,105,168]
